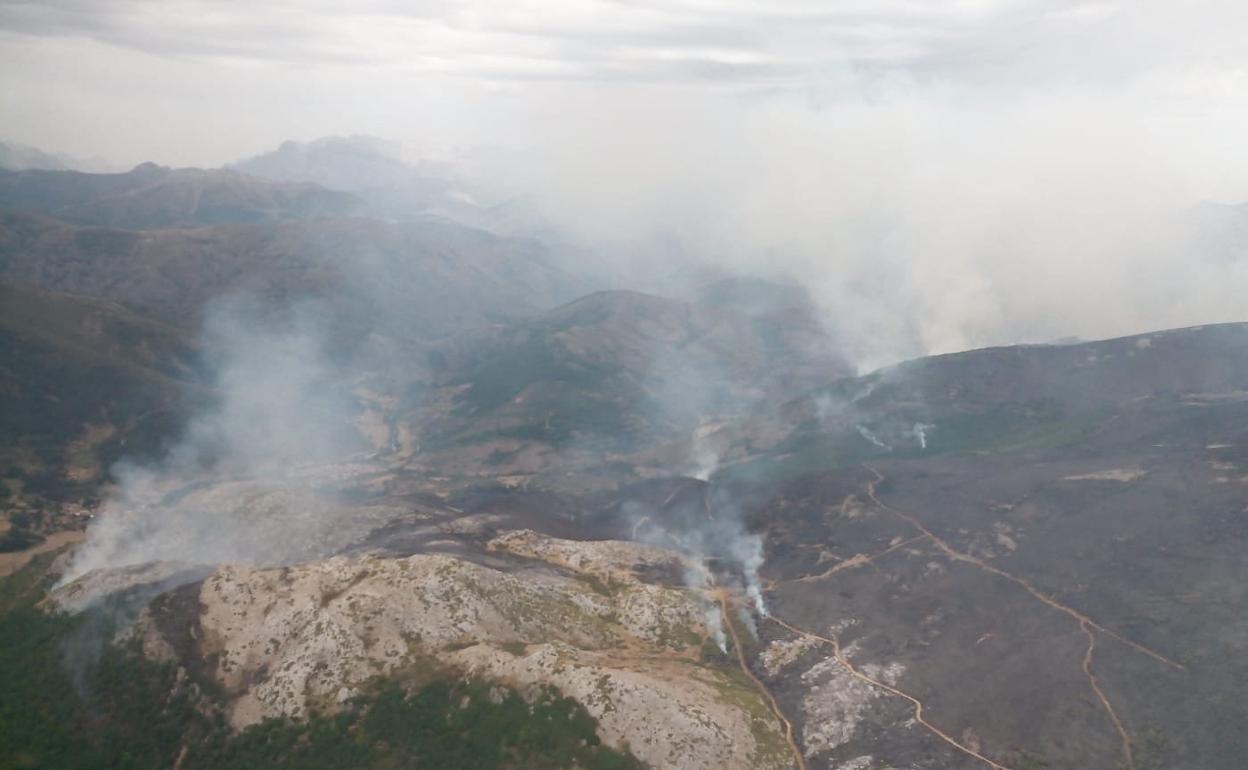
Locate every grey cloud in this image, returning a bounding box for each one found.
[0,0,1172,88]
[5,0,1248,365]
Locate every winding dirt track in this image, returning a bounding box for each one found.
[1081,619,1135,769]
[860,464,1185,770]
[861,464,1183,672]
[715,589,809,770]
[767,613,1012,770]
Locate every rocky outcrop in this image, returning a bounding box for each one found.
[136,538,795,770]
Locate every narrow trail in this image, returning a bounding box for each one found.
[1081,619,1136,770]
[767,614,1012,770]
[859,464,1182,770]
[715,588,809,770]
[861,465,1183,672]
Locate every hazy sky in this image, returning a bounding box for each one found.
[5,0,1248,360]
[2,1,1245,166]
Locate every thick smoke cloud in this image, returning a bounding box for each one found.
[60,300,368,585]
[491,81,1248,370]
[8,3,1248,369]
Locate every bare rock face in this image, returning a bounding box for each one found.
[449,644,792,770]
[800,651,893,759]
[153,540,795,770]
[488,529,690,581]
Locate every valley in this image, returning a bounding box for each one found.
[1,157,1245,770]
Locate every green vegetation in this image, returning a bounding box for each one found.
[0,595,202,769]
[196,681,641,770]
[0,281,203,504]
[438,378,637,452]
[705,611,791,769]
[455,332,615,413]
[698,637,729,665]
[0,511,42,552]
[0,558,642,770]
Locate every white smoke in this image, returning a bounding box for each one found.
[688,428,720,482]
[688,439,770,620]
[479,61,1248,370]
[856,425,893,452]
[734,603,759,640]
[705,604,728,654]
[733,532,770,618]
[685,559,728,653]
[626,483,772,627]
[60,300,366,586]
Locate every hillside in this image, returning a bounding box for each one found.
[409,289,849,485]
[0,210,585,345]
[0,280,203,544]
[3,322,1248,768]
[0,163,357,229]
[719,322,1248,483]
[230,136,489,226]
[0,141,103,172]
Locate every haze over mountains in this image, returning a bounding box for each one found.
[0,141,112,173]
[2,134,1248,770]
[0,165,357,230]
[8,2,1248,767]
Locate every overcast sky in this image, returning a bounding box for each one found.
[4,1,1248,360]
[2,1,1245,166]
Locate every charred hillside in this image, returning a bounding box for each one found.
[1,153,1247,770]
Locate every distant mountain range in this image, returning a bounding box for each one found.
[0,162,358,229]
[0,208,580,340]
[230,135,497,228]
[0,141,112,173]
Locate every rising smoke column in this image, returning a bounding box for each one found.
[684,558,728,652]
[732,530,769,618]
[60,299,364,587]
[627,471,774,628]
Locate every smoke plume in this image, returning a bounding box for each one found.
[60,299,368,587]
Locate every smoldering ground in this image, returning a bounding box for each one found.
[59,297,372,589]
[623,480,772,619]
